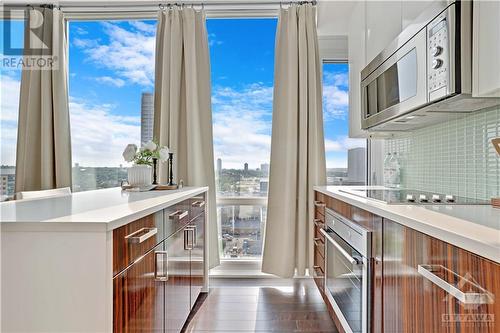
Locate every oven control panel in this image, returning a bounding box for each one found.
[427,12,450,101]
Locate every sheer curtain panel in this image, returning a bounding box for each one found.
[262,4,326,278]
[15,8,72,193]
[154,7,219,268]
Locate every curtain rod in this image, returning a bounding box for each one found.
[3,0,317,9]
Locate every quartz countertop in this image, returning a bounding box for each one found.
[0,186,208,231]
[314,186,500,264]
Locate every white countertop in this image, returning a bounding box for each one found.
[0,186,208,231]
[314,186,500,264]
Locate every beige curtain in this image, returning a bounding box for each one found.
[262,4,326,278]
[15,8,72,193]
[154,8,219,268]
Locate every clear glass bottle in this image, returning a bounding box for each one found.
[383,153,392,188]
[392,152,401,188]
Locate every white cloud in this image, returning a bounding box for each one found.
[323,72,349,119]
[129,21,157,34]
[208,33,223,47]
[212,83,273,169]
[0,74,21,165]
[325,136,366,153]
[69,98,141,167]
[95,76,126,87]
[73,22,156,87]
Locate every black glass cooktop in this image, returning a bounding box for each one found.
[340,189,490,205]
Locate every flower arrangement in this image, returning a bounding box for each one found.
[122,141,170,166]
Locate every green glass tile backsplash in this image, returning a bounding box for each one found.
[385,107,500,200]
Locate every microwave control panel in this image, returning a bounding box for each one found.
[427,12,450,101]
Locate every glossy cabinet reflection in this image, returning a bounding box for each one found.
[113,194,206,333]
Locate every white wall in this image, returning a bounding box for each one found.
[316,1,357,36]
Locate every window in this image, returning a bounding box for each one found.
[207,18,277,259]
[322,62,366,185]
[0,19,24,201]
[68,20,156,192]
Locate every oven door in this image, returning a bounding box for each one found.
[321,228,367,333]
[361,28,428,129]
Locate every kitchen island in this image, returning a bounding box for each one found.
[0,186,209,333]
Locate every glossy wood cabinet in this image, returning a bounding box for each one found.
[383,218,499,333]
[313,190,500,333]
[113,194,206,333]
[113,242,166,332]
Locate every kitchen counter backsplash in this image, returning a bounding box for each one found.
[385,106,500,200]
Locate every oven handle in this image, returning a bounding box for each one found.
[320,228,359,265]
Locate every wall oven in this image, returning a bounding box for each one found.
[320,209,372,333]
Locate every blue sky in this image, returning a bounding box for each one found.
[1,17,364,168]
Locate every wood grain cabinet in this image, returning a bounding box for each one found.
[383,218,499,333]
[113,195,206,333]
[313,190,500,333]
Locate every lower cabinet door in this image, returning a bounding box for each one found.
[190,214,205,308]
[165,227,191,333]
[383,218,500,333]
[113,242,165,333]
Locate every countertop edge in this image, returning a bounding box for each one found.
[1,187,209,232]
[314,186,500,264]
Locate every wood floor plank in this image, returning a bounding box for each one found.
[182,278,338,333]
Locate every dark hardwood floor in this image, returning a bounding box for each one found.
[182,278,338,333]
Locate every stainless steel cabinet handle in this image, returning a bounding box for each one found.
[125,227,157,244]
[418,264,494,304]
[320,229,358,265]
[314,201,326,208]
[313,265,324,277]
[191,225,197,247]
[313,219,324,227]
[184,227,195,250]
[191,201,205,208]
[154,251,168,282]
[169,210,188,221]
[313,237,323,247]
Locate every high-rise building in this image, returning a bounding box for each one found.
[244,162,248,172]
[347,147,367,184]
[260,163,269,175]
[141,92,154,145]
[0,166,16,200]
[217,158,222,174]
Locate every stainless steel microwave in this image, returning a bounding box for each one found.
[360,1,500,131]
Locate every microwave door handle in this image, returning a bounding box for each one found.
[320,229,359,265]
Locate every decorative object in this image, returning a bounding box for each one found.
[168,152,176,186]
[152,158,158,185]
[127,164,152,187]
[122,141,169,187]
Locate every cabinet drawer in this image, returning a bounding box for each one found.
[164,200,191,239]
[113,212,163,276]
[189,194,206,221]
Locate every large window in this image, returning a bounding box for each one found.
[322,62,366,185]
[0,19,23,201]
[68,20,156,192]
[207,18,277,259]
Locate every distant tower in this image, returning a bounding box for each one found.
[217,158,222,174]
[260,163,269,175]
[244,163,249,172]
[141,92,154,145]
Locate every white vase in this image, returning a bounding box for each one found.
[127,164,152,186]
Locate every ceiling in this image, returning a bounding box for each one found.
[316,0,357,36]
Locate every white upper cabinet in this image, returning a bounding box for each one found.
[365,1,402,64]
[401,1,434,31]
[472,0,500,97]
[348,1,368,138]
